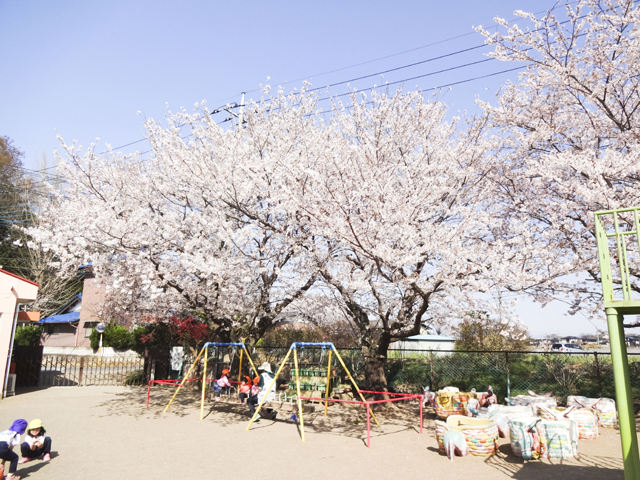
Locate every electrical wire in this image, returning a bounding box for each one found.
[235,0,579,98]
[95,4,577,156]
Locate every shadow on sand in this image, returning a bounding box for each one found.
[483,443,623,480]
[92,386,429,445]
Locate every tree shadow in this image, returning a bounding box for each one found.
[92,386,281,428]
[284,399,428,445]
[92,387,427,443]
[484,444,623,480]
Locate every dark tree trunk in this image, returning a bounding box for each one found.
[363,332,391,395]
[364,354,388,392]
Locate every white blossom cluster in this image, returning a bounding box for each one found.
[28,85,537,349]
[477,0,640,315]
[31,0,640,347]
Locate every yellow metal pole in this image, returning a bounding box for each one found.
[237,348,244,392]
[164,346,206,413]
[324,350,332,416]
[293,348,305,442]
[244,349,260,377]
[200,346,209,420]
[332,347,380,426]
[246,349,293,430]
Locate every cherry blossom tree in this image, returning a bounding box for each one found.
[477,0,640,321]
[28,98,319,344]
[31,86,534,388]
[258,90,536,389]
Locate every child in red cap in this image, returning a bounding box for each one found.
[213,368,232,401]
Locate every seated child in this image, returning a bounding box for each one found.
[246,377,261,419]
[247,363,277,420]
[481,386,497,407]
[213,368,232,401]
[19,419,51,463]
[239,376,252,404]
[466,393,480,417]
[250,376,260,397]
[0,419,27,480]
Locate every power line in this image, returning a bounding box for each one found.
[304,46,489,96]
[96,5,573,156]
[2,163,65,181]
[59,1,588,162]
[237,1,579,98]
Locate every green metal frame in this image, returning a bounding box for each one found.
[595,207,640,480]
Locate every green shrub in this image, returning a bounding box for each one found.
[89,322,133,351]
[124,369,144,385]
[13,325,41,347]
[130,323,172,356]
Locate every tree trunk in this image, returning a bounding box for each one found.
[364,354,388,392]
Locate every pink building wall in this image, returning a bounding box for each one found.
[0,269,38,397]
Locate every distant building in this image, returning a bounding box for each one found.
[390,334,456,354]
[36,265,106,355]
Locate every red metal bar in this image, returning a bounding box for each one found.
[359,390,416,397]
[298,396,365,405]
[366,395,421,405]
[146,378,220,407]
[298,393,423,447]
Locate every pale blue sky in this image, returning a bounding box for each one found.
[1,0,613,336]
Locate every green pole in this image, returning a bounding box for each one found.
[606,307,640,480]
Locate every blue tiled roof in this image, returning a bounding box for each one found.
[53,293,82,316]
[36,312,80,324]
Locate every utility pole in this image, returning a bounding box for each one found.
[238,92,245,128]
[210,92,246,128]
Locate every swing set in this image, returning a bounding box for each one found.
[246,342,423,448]
[162,342,259,419]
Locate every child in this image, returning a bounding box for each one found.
[213,368,232,401]
[246,363,277,420]
[239,376,251,404]
[250,376,260,397]
[0,419,27,480]
[19,419,51,464]
[246,377,261,420]
[481,386,497,407]
[466,392,480,417]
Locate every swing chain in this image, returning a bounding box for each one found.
[229,346,237,372]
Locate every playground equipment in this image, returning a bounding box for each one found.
[163,342,259,419]
[595,207,640,480]
[435,415,499,457]
[245,342,422,448]
[435,391,470,419]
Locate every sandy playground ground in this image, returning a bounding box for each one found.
[0,385,631,480]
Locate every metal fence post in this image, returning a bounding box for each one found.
[594,351,603,397]
[78,357,84,386]
[430,351,434,389]
[505,351,510,400]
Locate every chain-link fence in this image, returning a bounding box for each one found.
[179,346,638,404]
[386,350,640,404]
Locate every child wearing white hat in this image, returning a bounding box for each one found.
[247,362,278,420]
